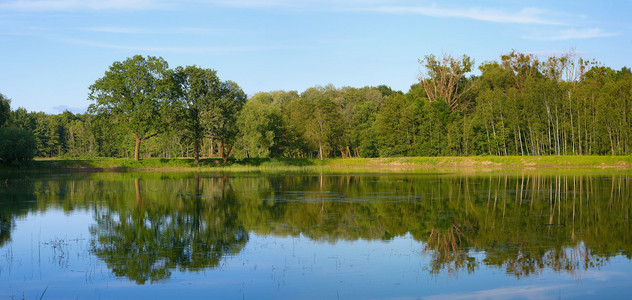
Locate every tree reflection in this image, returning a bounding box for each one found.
[424,223,477,275]
[416,174,630,278]
[3,171,631,281]
[89,175,247,284]
[0,178,36,247]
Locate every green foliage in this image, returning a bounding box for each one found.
[11,107,35,131]
[0,93,11,127]
[88,55,173,161]
[302,88,345,160]
[172,65,222,162]
[234,93,282,159]
[0,127,36,165]
[375,94,421,156]
[9,51,632,161]
[204,80,247,162]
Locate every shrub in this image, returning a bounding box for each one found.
[0,127,36,165]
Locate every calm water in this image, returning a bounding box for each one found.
[1,171,631,299]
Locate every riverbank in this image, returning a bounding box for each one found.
[2,156,632,173]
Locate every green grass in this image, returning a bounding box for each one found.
[1,155,631,175]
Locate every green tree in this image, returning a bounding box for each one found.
[350,101,379,157]
[0,127,36,165]
[301,88,345,160]
[0,93,10,127]
[280,97,313,157]
[10,107,36,131]
[88,55,174,161]
[234,93,282,159]
[173,66,222,163]
[204,80,247,162]
[374,94,421,156]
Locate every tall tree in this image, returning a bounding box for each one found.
[203,80,247,162]
[88,55,173,161]
[11,107,36,131]
[419,53,474,112]
[174,66,222,163]
[301,88,344,160]
[234,93,282,159]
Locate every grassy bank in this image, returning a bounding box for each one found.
[1,156,632,174]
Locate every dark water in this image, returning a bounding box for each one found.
[1,171,631,299]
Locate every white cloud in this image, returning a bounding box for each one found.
[81,27,155,34]
[53,105,87,114]
[524,50,588,57]
[0,0,571,28]
[175,27,231,35]
[0,0,170,11]
[581,270,628,282]
[365,5,564,25]
[208,1,567,26]
[524,28,619,41]
[425,284,573,300]
[198,0,385,9]
[61,38,282,54]
[80,26,232,35]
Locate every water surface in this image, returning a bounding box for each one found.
[1,171,631,299]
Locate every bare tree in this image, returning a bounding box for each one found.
[541,49,595,85]
[419,53,474,111]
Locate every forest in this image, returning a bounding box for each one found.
[1,50,631,163]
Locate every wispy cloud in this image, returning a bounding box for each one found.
[0,0,170,11]
[525,50,588,57]
[200,0,385,9]
[194,0,567,26]
[208,1,568,26]
[80,26,231,35]
[176,27,232,35]
[425,284,573,300]
[0,0,571,28]
[365,5,564,25]
[581,270,627,282]
[524,28,619,41]
[61,38,282,54]
[53,105,87,114]
[81,27,155,34]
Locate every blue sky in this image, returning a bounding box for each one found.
[1,0,630,114]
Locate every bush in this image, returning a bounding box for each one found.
[0,127,36,165]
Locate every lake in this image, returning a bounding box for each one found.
[1,171,631,299]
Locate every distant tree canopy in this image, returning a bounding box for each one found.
[3,50,632,160]
[0,94,37,165]
[0,93,11,128]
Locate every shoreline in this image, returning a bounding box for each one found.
[2,156,632,174]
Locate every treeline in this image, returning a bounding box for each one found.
[1,50,631,162]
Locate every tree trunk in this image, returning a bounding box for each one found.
[134,137,142,161]
[221,143,232,163]
[218,142,224,161]
[319,142,323,160]
[194,140,200,164]
[210,138,214,157]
